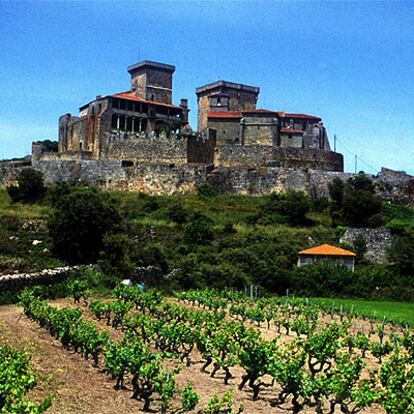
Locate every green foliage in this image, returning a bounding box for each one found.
[98,233,135,278]
[181,383,200,411]
[184,214,214,244]
[328,173,383,228]
[203,391,243,414]
[38,139,58,152]
[388,229,414,277]
[165,201,188,224]
[7,168,46,203]
[197,183,216,198]
[0,344,53,413]
[261,191,311,226]
[353,234,368,264]
[48,188,124,264]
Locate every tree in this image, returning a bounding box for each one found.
[329,173,383,228]
[98,233,135,278]
[7,168,46,203]
[48,188,124,264]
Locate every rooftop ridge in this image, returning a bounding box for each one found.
[127,60,175,74]
[196,80,260,95]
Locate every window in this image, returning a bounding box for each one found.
[112,99,119,109]
[120,100,126,110]
[151,94,155,101]
[111,115,118,129]
[126,117,133,131]
[119,115,126,130]
[289,134,293,139]
[127,101,133,111]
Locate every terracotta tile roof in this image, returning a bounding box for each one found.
[298,244,356,257]
[207,111,242,119]
[285,113,321,121]
[112,92,181,109]
[280,127,304,134]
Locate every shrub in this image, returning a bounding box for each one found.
[166,201,188,224]
[197,184,216,198]
[262,191,311,226]
[329,173,382,228]
[48,188,123,264]
[98,233,135,278]
[7,168,46,203]
[184,214,214,244]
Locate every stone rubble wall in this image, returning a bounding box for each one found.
[216,146,343,171]
[0,266,81,290]
[2,159,414,204]
[340,228,393,263]
[0,159,32,186]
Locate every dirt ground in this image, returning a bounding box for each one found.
[0,300,387,414]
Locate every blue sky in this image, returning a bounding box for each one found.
[1,1,413,173]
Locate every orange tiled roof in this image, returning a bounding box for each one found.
[298,244,356,256]
[112,92,181,109]
[207,111,242,119]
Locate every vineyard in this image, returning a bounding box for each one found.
[1,285,414,413]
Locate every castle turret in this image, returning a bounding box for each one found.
[195,80,260,131]
[127,60,175,104]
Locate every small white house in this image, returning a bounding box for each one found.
[297,244,356,271]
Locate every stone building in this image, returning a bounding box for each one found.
[194,79,338,170]
[196,79,330,151]
[58,60,190,160]
[19,59,351,194]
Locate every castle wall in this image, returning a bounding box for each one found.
[3,159,414,206]
[208,119,241,145]
[280,133,303,148]
[215,146,344,171]
[242,115,278,146]
[0,159,31,186]
[99,133,188,165]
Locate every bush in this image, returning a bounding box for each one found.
[184,214,214,244]
[7,168,46,203]
[262,192,311,226]
[328,173,382,228]
[166,201,187,224]
[291,261,354,297]
[98,233,135,278]
[48,188,124,264]
[197,184,216,198]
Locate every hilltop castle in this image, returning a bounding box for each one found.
[15,60,355,195]
[42,59,342,173]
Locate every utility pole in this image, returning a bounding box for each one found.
[354,155,358,173]
[334,134,337,152]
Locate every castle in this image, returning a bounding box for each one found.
[40,59,342,173]
[2,59,412,201]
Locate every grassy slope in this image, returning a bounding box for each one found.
[309,296,414,326]
[0,190,51,219]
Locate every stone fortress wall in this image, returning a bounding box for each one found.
[3,155,413,206]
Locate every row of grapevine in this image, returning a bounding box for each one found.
[0,343,52,413]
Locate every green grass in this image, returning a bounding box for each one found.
[0,189,51,219]
[309,297,414,327]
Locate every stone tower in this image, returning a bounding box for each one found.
[195,80,260,131]
[128,60,175,105]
